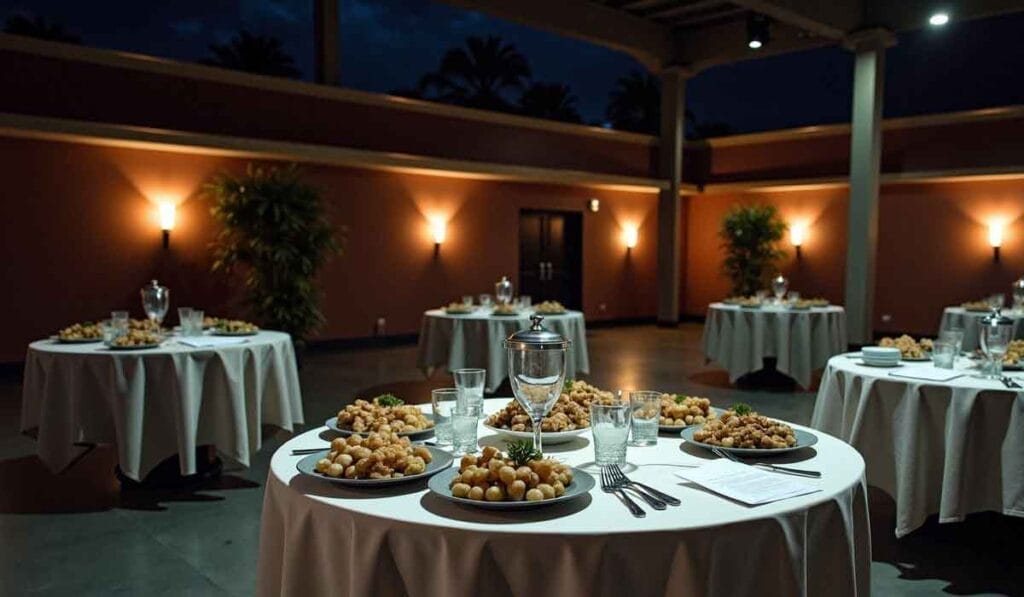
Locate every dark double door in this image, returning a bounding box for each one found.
[518,210,582,309]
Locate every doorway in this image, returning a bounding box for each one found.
[518,209,583,309]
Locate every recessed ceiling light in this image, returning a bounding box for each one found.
[929,12,950,26]
[748,39,762,49]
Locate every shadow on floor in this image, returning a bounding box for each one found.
[868,486,1024,595]
[0,446,258,514]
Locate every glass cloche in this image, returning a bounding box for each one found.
[771,274,789,302]
[140,279,170,327]
[504,315,571,454]
[495,276,514,305]
[1013,276,1024,310]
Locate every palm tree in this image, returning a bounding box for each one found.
[418,36,531,111]
[605,70,660,134]
[4,13,81,43]
[202,30,300,78]
[518,83,582,123]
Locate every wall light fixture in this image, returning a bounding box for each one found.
[989,220,1004,262]
[623,226,638,251]
[158,202,176,249]
[430,217,446,257]
[790,222,807,258]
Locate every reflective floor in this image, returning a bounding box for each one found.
[0,324,1020,596]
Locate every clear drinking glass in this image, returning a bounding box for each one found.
[628,390,660,447]
[99,319,116,343]
[190,309,205,335]
[939,328,964,356]
[591,400,630,466]
[519,295,532,308]
[452,402,482,455]
[932,340,956,369]
[178,307,193,334]
[478,294,493,307]
[981,324,1012,379]
[461,295,474,307]
[430,388,458,446]
[453,368,485,416]
[111,310,129,337]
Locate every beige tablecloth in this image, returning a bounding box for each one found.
[810,355,1024,537]
[258,399,870,597]
[702,303,847,388]
[21,331,303,481]
[416,309,589,391]
[939,306,1024,351]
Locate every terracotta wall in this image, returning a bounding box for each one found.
[0,137,657,362]
[682,179,1024,336]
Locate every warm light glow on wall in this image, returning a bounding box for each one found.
[623,226,638,250]
[790,222,807,248]
[158,202,176,231]
[430,217,447,245]
[988,220,1004,248]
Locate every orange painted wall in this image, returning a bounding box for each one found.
[682,180,1024,337]
[0,137,657,362]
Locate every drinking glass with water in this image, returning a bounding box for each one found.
[431,388,459,446]
[628,391,660,447]
[452,402,482,455]
[590,399,630,466]
[454,368,485,416]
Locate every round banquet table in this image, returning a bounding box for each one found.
[416,308,589,392]
[939,306,1024,351]
[21,331,304,481]
[701,302,847,388]
[257,398,870,597]
[810,354,1024,537]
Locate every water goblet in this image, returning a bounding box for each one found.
[505,315,570,455]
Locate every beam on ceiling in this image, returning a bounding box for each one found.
[434,0,673,70]
[729,0,863,38]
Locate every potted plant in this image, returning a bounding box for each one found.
[206,164,344,350]
[719,204,787,296]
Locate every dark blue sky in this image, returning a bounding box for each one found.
[4,0,1024,133]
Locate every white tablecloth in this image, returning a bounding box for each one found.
[810,355,1024,537]
[416,309,590,391]
[939,306,1024,351]
[701,303,847,388]
[258,399,870,597]
[21,331,304,481]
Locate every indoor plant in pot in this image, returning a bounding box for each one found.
[719,204,787,297]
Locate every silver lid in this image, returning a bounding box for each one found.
[982,309,1013,326]
[504,315,571,350]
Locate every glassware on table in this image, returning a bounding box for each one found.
[590,398,630,466]
[495,276,514,305]
[755,289,768,302]
[111,310,129,337]
[628,390,660,447]
[461,295,474,307]
[99,319,117,343]
[980,311,1013,379]
[519,295,532,309]
[478,294,493,308]
[453,368,485,416]
[504,315,571,455]
[430,388,459,446]
[939,328,964,356]
[140,280,170,328]
[451,402,483,455]
[987,293,1006,311]
[178,307,196,336]
[1013,277,1024,313]
[932,340,956,369]
[189,309,205,336]
[771,274,789,303]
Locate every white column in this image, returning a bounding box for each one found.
[314,0,340,85]
[657,66,689,325]
[843,30,894,345]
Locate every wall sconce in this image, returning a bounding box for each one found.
[588,198,600,213]
[158,202,176,249]
[790,222,807,258]
[989,220,1004,261]
[623,226,638,251]
[430,217,446,257]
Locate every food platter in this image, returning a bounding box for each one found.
[482,424,588,445]
[107,342,162,351]
[427,466,594,509]
[296,446,453,486]
[211,330,259,337]
[900,355,932,362]
[680,426,818,456]
[325,415,436,440]
[658,407,725,433]
[56,337,103,344]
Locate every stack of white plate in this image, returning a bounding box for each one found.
[862,346,901,367]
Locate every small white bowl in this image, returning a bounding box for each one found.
[863,346,900,360]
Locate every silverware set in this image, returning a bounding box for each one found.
[600,464,680,517]
[710,447,821,478]
[999,376,1022,389]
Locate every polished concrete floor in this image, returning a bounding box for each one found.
[0,324,1021,596]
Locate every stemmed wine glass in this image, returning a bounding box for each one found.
[140,280,170,329]
[980,311,1012,379]
[504,315,570,454]
[771,274,789,304]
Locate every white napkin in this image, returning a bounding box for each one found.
[177,336,249,348]
[674,459,820,505]
[888,367,963,382]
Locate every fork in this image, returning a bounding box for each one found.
[711,447,821,478]
[609,465,680,506]
[600,466,645,517]
[606,467,666,510]
[1001,376,1022,389]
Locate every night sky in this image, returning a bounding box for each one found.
[4,0,1024,134]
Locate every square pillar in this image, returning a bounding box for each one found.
[314,0,339,85]
[657,66,690,325]
[843,29,894,345]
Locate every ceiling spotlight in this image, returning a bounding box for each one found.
[747,13,770,50]
[929,12,950,26]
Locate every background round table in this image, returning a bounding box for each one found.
[810,354,1024,537]
[416,308,589,391]
[701,303,847,388]
[939,306,1024,351]
[21,331,304,481]
[258,399,869,597]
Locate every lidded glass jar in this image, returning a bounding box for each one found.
[140,279,170,326]
[1012,276,1024,310]
[504,315,571,454]
[771,274,789,302]
[495,276,514,305]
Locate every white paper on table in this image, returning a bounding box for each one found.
[674,459,821,505]
[177,336,249,348]
[888,367,963,382]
